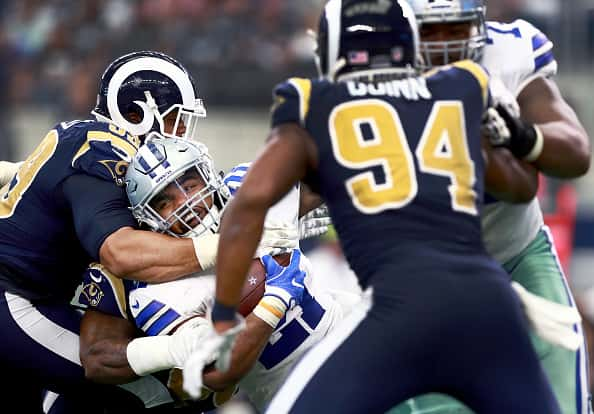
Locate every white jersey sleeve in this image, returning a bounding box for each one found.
[482,19,557,96]
[128,272,216,336]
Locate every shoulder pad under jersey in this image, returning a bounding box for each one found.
[483,19,557,95]
[66,121,140,185]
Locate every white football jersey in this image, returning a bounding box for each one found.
[480,19,556,264]
[128,172,346,411]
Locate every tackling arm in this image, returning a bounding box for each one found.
[100,227,200,283]
[483,137,539,203]
[79,310,139,384]
[213,123,317,328]
[517,77,590,178]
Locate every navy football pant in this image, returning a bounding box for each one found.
[0,289,165,413]
[266,262,561,414]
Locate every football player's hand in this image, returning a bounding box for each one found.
[511,281,582,351]
[299,204,332,240]
[126,316,213,376]
[182,318,246,399]
[0,161,21,188]
[262,249,306,309]
[493,104,543,161]
[257,221,299,257]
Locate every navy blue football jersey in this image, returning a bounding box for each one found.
[0,120,140,301]
[271,61,491,285]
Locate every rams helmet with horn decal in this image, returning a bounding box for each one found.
[92,51,206,141]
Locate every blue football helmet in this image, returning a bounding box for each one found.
[314,0,420,81]
[407,0,487,68]
[125,134,229,238]
[92,51,206,140]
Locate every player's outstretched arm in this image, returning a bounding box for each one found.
[483,137,539,203]
[99,227,200,283]
[517,77,590,178]
[213,123,316,325]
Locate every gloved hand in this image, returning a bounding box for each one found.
[482,104,543,162]
[253,249,307,328]
[126,316,213,376]
[0,161,21,188]
[182,318,246,399]
[511,281,582,351]
[299,204,332,240]
[257,221,299,257]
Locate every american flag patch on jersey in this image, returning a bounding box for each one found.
[348,50,369,65]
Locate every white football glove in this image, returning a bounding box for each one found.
[0,161,21,188]
[511,281,582,351]
[299,204,331,240]
[182,318,246,399]
[256,221,299,257]
[126,316,213,376]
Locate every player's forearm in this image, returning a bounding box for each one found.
[100,227,200,283]
[484,145,538,203]
[203,314,273,391]
[81,338,138,384]
[531,121,590,178]
[215,196,266,309]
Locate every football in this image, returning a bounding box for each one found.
[238,253,291,316]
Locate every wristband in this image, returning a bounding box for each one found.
[126,336,174,376]
[211,300,237,323]
[192,233,219,270]
[523,125,544,162]
[253,295,288,328]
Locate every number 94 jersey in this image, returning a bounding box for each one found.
[271,61,491,286]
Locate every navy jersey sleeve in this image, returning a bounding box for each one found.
[69,122,140,185]
[76,263,131,319]
[271,78,312,128]
[62,173,138,260]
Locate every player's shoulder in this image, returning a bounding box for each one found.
[485,19,557,79]
[76,262,134,318]
[271,77,334,127]
[426,60,489,106]
[64,120,141,184]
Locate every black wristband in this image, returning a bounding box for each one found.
[211,300,237,322]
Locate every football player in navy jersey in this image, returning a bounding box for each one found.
[183,0,562,413]
[0,51,230,412]
[388,2,591,413]
[68,137,339,413]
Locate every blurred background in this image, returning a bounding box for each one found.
[1,0,594,409]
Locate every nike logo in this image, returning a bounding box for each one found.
[291,279,304,289]
[131,300,140,309]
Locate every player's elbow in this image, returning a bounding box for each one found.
[99,227,135,277]
[569,131,591,176]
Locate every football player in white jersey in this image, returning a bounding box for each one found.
[390,1,591,414]
[72,136,347,413]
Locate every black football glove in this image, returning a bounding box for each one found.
[494,104,543,160]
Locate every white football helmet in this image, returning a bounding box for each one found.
[407,0,487,68]
[125,135,229,238]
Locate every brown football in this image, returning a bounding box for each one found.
[238,253,291,316]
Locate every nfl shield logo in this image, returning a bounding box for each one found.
[391,47,404,63]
